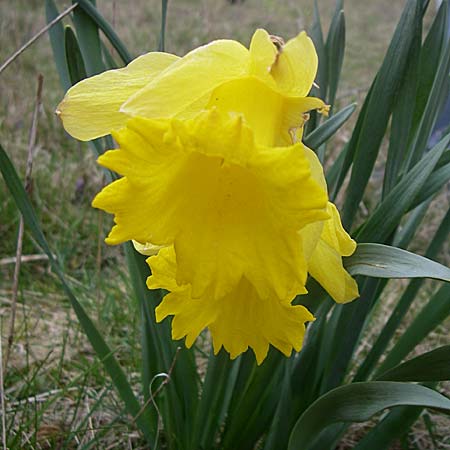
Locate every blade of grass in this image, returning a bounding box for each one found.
[0,143,155,444]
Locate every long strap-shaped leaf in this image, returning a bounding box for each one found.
[288,381,450,450]
[356,132,450,242]
[0,143,154,443]
[342,0,422,228]
[304,103,356,150]
[377,345,450,382]
[354,208,450,381]
[344,243,450,281]
[375,283,450,376]
[75,0,132,64]
[45,0,71,91]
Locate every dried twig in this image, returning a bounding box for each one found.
[0,3,78,75]
[0,254,49,266]
[5,75,44,369]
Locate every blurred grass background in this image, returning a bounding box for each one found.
[0,0,448,448]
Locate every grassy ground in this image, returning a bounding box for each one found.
[0,0,449,448]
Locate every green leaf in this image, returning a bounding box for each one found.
[382,13,421,197]
[191,350,238,450]
[377,346,450,382]
[64,25,87,85]
[409,0,449,151]
[288,382,450,450]
[75,0,132,64]
[158,0,169,52]
[410,160,450,209]
[393,200,431,248]
[101,40,118,70]
[405,15,450,169]
[353,403,430,450]
[71,0,105,76]
[356,132,450,242]
[0,142,155,444]
[125,245,198,449]
[342,0,422,228]
[325,3,345,107]
[376,283,450,376]
[220,351,283,450]
[344,243,450,281]
[310,0,327,100]
[353,208,450,382]
[330,81,374,200]
[45,0,71,91]
[304,103,356,149]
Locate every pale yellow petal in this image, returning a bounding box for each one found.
[57,52,179,141]
[249,29,277,80]
[307,202,358,303]
[132,240,164,256]
[270,31,318,97]
[121,40,249,119]
[308,238,359,303]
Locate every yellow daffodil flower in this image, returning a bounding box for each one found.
[57,28,358,363]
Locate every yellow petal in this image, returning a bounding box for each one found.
[270,31,318,97]
[56,52,179,141]
[132,240,164,256]
[149,248,314,365]
[121,40,249,120]
[323,202,357,256]
[249,29,277,81]
[92,110,328,301]
[207,76,326,147]
[307,202,359,303]
[146,247,181,293]
[308,239,359,304]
